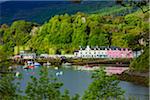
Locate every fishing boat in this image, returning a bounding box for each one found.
[23,61,35,69]
[28,65,35,69]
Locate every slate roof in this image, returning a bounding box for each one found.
[79,46,123,50]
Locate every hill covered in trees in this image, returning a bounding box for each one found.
[26,10,148,54]
[0,1,137,25]
[0,9,149,54]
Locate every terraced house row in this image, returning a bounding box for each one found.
[74,46,142,58]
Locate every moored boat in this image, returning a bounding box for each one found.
[56,71,63,76]
[23,61,41,69]
[34,62,41,67]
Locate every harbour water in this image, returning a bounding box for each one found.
[16,66,149,99]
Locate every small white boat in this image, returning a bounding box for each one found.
[56,71,63,76]
[59,71,63,75]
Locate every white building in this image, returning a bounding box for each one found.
[74,46,140,58]
[74,46,108,58]
[19,50,36,59]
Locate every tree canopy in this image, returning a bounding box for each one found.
[82,68,124,100]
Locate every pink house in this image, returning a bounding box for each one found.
[74,46,135,58]
[106,47,133,58]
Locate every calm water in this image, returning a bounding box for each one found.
[16,66,149,99]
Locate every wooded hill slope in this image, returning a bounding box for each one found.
[27,11,148,54]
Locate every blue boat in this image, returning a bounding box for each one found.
[34,62,41,67]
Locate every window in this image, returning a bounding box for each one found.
[75,53,77,56]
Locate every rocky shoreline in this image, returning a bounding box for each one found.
[116,71,149,87]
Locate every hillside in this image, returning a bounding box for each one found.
[0,9,149,54]
[26,10,148,54]
[0,1,137,25]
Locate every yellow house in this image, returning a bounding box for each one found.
[14,45,30,55]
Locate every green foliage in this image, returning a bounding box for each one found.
[7,20,33,45]
[111,32,128,48]
[26,10,148,54]
[130,47,149,72]
[0,20,37,53]
[82,68,124,100]
[0,46,11,71]
[0,74,21,100]
[125,14,142,26]
[88,33,109,46]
